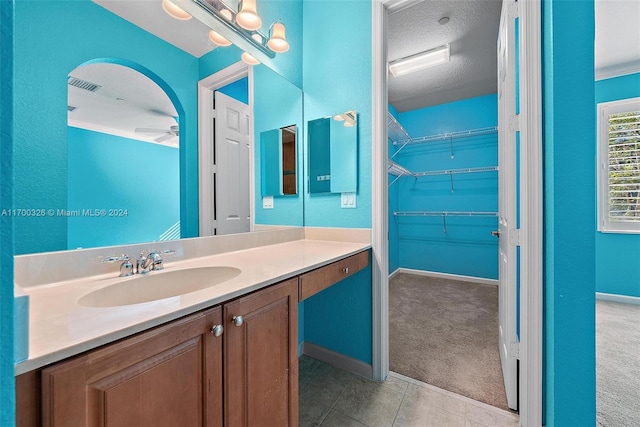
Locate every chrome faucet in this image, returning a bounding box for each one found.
[136,249,177,274]
[137,251,164,274]
[101,254,133,277]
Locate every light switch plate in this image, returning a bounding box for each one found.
[341,192,356,208]
[263,196,274,209]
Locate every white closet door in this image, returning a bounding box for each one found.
[497,0,519,411]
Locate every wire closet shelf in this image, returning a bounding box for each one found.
[393,211,499,233]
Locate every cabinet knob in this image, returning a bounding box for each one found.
[210,324,224,337]
[232,315,244,326]
[342,267,349,274]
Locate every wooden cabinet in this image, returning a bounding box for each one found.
[17,278,300,427]
[40,307,223,427]
[16,251,368,427]
[224,278,298,427]
[299,251,369,301]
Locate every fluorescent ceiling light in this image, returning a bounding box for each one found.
[389,44,450,77]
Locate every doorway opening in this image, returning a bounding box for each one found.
[384,0,518,415]
[198,62,254,237]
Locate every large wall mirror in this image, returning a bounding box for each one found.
[12,0,304,256]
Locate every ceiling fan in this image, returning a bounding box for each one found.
[134,124,179,143]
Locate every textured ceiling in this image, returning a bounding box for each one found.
[387,0,503,112]
[68,63,179,146]
[595,0,640,79]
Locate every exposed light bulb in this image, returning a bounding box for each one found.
[220,9,232,20]
[162,0,192,20]
[267,22,289,53]
[236,0,262,31]
[209,30,231,47]
[241,52,260,65]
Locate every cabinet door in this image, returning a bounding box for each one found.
[224,278,298,427]
[41,307,223,427]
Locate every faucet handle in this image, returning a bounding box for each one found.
[101,254,130,263]
[159,249,176,257]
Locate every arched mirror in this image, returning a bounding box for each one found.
[66,62,180,249]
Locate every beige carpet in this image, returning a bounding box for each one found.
[597,300,640,427]
[389,273,509,410]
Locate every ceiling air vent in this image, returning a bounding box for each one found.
[67,76,101,92]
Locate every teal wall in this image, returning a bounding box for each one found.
[67,127,180,249]
[0,0,15,422]
[13,0,199,255]
[217,76,249,104]
[391,95,499,279]
[253,65,304,226]
[595,72,640,297]
[302,0,372,229]
[543,0,596,425]
[301,0,373,365]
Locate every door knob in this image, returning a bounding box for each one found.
[491,230,500,237]
[232,315,244,326]
[342,267,349,274]
[210,324,224,337]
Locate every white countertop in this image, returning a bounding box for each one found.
[15,239,370,375]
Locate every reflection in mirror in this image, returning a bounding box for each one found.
[253,65,304,227]
[308,110,358,194]
[67,62,180,249]
[282,125,297,195]
[260,125,297,197]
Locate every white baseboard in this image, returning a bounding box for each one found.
[393,268,499,286]
[388,268,401,280]
[301,341,373,379]
[596,292,640,305]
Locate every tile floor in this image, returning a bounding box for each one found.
[299,356,519,427]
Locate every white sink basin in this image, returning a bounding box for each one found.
[77,266,241,308]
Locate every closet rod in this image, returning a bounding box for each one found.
[393,211,498,233]
[413,166,498,177]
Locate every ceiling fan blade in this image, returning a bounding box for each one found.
[135,127,166,134]
[155,133,174,143]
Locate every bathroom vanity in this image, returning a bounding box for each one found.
[14,234,370,427]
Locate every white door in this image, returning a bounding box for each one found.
[497,0,519,411]
[214,91,251,235]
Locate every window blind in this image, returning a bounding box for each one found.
[607,110,640,224]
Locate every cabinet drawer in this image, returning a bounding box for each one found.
[299,250,369,301]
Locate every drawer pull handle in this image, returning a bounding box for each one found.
[232,315,244,326]
[210,324,224,337]
[342,267,349,274]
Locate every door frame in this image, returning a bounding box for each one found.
[198,61,255,236]
[371,1,543,425]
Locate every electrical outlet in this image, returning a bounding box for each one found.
[263,196,274,209]
[341,192,356,208]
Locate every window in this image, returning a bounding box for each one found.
[598,97,640,233]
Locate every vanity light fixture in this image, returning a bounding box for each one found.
[162,0,192,20]
[177,0,290,62]
[209,30,232,46]
[334,110,357,127]
[241,52,260,65]
[267,22,289,53]
[388,44,450,77]
[236,0,262,30]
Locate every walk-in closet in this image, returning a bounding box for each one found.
[386,0,516,414]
